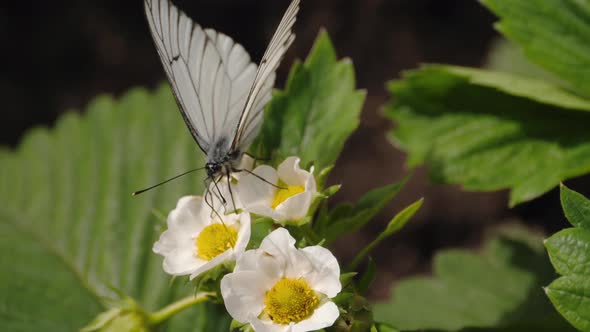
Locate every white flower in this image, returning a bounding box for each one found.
[233,153,255,181]
[153,196,250,279]
[237,157,317,223]
[220,228,341,332]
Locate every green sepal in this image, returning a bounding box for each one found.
[332,295,374,332]
[316,165,335,188]
[229,319,254,332]
[340,272,358,289]
[247,217,275,250]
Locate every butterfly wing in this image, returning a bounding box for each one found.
[231,0,300,151]
[144,0,258,153]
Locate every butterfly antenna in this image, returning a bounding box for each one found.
[132,167,206,196]
[235,168,286,190]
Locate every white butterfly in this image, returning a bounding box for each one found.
[141,0,299,204]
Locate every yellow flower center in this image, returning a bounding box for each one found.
[195,224,237,261]
[263,278,319,325]
[272,182,305,209]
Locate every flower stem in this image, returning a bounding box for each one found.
[301,223,321,245]
[147,292,214,325]
[348,235,384,271]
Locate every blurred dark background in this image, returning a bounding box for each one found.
[0,0,577,299]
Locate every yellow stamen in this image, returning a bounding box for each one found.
[272,182,304,209]
[195,224,237,261]
[264,278,319,325]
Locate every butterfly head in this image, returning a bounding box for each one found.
[205,161,223,178]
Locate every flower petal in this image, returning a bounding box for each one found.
[175,196,204,217]
[232,154,255,181]
[153,197,205,257]
[167,196,208,233]
[260,228,311,279]
[274,191,313,221]
[161,245,203,276]
[189,249,233,279]
[249,318,290,332]
[238,165,278,207]
[245,205,284,222]
[300,246,342,298]
[233,213,252,256]
[277,157,308,186]
[304,166,316,193]
[221,270,271,323]
[290,302,340,332]
[259,228,296,253]
[234,249,259,271]
[235,246,285,283]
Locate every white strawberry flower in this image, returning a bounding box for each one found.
[237,157,317,224]
[153,196,250,279]
[220,228,341,332]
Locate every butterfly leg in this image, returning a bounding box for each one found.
[225,170,238,213]
[207,177,225,208]
[204,177,226,223]
[203,178,214,212]
[213,176,227,205]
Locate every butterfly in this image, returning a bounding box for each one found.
[138,0,300,208]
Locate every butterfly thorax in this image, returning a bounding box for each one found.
[206,137,241,178]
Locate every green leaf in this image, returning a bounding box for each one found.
[482,0,590,97]
[380,198,423,238]
[388,65,590,206]
[0,86,230,331]
[545,228,590,276]
[373,230,571,331]
[485,38,562,84]
[251,30,366,173]
[348,198,422,272]
[544,185,590,331]
[546,275,590,332]
[561,184,590,230]
[315,179,407,243]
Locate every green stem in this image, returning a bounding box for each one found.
[301,223,321,245]
[348,234,385,271]
[147,292,214,325]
